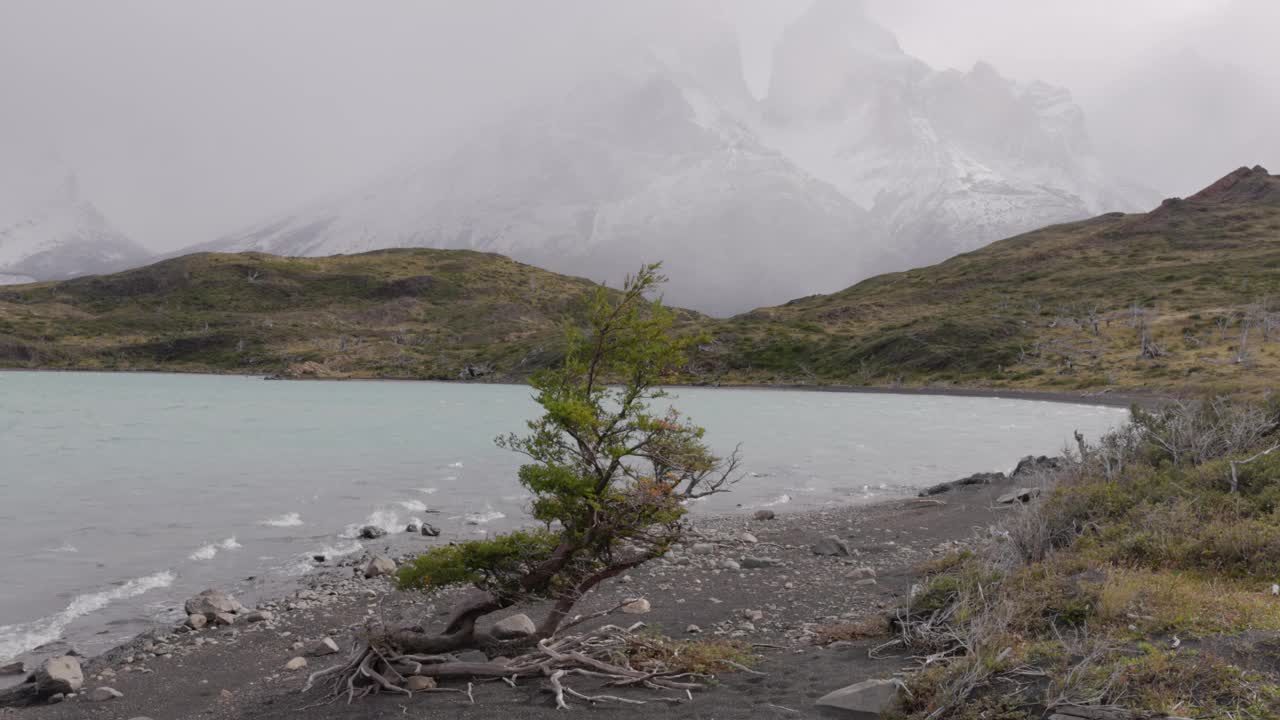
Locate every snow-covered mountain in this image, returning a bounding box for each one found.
[0,155,149,285]
[760,0,1151,264]
[193,0,1146,314]
[195,20,879,315]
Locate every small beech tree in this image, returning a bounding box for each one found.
[308,263,741,702]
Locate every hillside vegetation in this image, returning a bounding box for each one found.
[3,166,1280,396]
[711,165,1280,395]
[0,249,682,379]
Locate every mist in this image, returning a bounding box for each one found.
[2,0,1278,311]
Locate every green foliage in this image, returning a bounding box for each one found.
[398,264,735,606]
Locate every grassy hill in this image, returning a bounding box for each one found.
[707,165,1280,395]
[3,166,1280,395]
[0,249,681,379]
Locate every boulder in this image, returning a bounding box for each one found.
[284,657,308,671]
[405,675,438,691]
[815,678,899,719]
[405,523,419,533]
[88,686,124,702]
[305,637,340,656]
[33,656,83,698]
[919,471,1005,497]
[491,614,537,640]
[212,612,237,626]
[753,509,776,521]
[741,556,781,569]
[420,523,441,537]
[622,598,651,614]
[812,536,851,557]
[313,554,327,563]
[364,555,397,578]
[1011,455,1064,481]
[184,589,243,620]
[0,661,24,675]
[359,525,387,539]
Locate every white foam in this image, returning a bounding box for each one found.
[416,487,438,495]
[47,543,78,553]
[340,509,401,538]
[260,512,303,527]
[448,462,464,468]
[759,494,792,508]
[397,500,428,512]
[0,570,175,661]
[189,536,241,560]
[463,510,505,525]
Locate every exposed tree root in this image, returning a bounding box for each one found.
[305,624,717,708]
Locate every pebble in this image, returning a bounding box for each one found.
[88,686,124,702]
[405,676,437,691]
[285,657,308,671]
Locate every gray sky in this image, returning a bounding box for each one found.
[2,0,1277,251]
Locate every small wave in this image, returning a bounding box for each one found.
[464,510,505,525]
[0,570,175,660]
[261,512,303,527]
[416,487,438,495]
[448,462,464,468]
[759,494,792,508]
[397,500,428,512]
[340,509,401,538]
[47,543,79,553]
[189,536,241,561]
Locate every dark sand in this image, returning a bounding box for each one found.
[7,480,1026,719]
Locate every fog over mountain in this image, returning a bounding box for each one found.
[2,0,1278,312]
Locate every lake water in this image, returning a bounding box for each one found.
[0,371,1127,666]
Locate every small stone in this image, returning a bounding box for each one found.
[212,612,237,626]
[686,624,702,634]
[854,578,878,587]
[753,509,776,521]
[313,554,326,563]
[739,532,758,544]
[491,613,537,640]
[359,525,388,539]
[741,556,781,569]
[719,558,741,571]
[812,536,851,557]
[816,678,900,718]
[245,610,274,623]
[622,598,651,614]
[364,555,397,578]
[305,637,340,656]
[88,686,124,702]
[690,543,717,555]
[846,566,877,581]
[741,609,764,622]
[0,661,24,675]
[284,656,308,671]
[405,675,437,691]
[47,693,64,704]
[405,522,419,533]
[420,523,441,537]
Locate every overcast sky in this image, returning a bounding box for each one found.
[2,0,1277,251]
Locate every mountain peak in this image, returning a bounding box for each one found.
[1184,165,1279,205]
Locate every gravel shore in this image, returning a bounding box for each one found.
[6,478,1025,719]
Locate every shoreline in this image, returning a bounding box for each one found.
[7,479,1028,718]
[0,366,1162,409]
